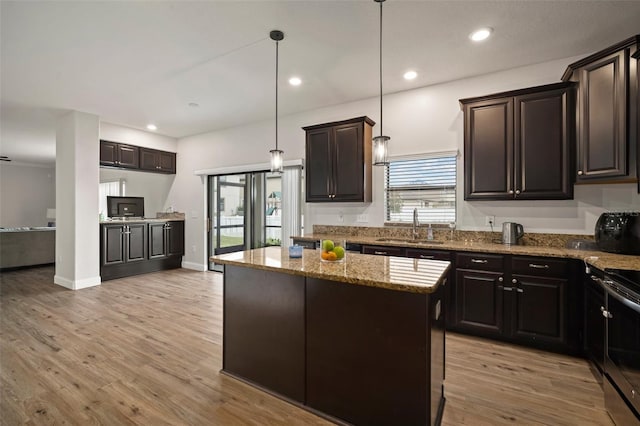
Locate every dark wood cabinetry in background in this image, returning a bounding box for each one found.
[460,82,575,200]
[101,221,184,281]
[100,140,139,169]
[101,223,147,266]
[303,116,374,202]
[562,35,639,183]
[140,148,176,174]
[361,244,405,257]
[453,252,575,352]
[100,140,176,174]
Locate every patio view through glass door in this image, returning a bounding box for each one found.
[208,171,284,271]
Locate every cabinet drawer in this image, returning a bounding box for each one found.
[456,252,504,271]
[511,256,568,278]
[362,245,406,257]
[406,248,450,261]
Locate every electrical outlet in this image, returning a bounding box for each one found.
[337,211,344,223]
[485,215,495,226]
[191,210,198,219]
[357,214,369,223]
[191,245,196,253]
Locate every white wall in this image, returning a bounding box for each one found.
[170,55,640,269]
[0,162,56,227]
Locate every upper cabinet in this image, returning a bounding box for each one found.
[460,82,576,200]
[303,116,374,203]
[561,35,639,183]
[100,140,139,169]
[100,140,176,175]
[140,148,176,174]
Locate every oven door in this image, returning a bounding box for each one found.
[604,284,640,420]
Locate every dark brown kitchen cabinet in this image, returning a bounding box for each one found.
[453,252,574,353]
[562,35,639,183]
[100,140,139,169]
[140,148,176,174]
[303,116,374,202]
[361,244,406,257]
[460,82,575,200]
[101,221,184,281]
[101,223,147,266]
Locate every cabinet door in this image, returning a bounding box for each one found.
[454,269,504,336]
[139,148,158,171]
[305,128,333,201]
[102,225,125,265]
[117,144,139,168]
[333,123,364,201]
[577,50,628,179]
[125,223,147,262]
[510,275,566,345]
[514,88,573,199]
[167,221,184,256]
[100,141,118,166]
[463,97,514,200]
[148,223,166,259]
[158,151,176,173]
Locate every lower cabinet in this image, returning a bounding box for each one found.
[361,244,406,257]
[584,270,606,376]
[453,252,575,352]
[101,221,184,281]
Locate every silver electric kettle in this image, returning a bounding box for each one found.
[502,222,524,245]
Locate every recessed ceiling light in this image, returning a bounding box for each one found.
[146,124,157,131]
[403,70,417,80]
[469,27,493,42]
[188,102,199,108]
[289,77,302,86]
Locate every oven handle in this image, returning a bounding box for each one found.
[592,275,640,314]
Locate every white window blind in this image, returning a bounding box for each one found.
[99,180,123,216]
[385,155,456,224]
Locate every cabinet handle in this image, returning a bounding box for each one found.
[419,255,435,259]
[529,263,549,269]
[501,286,514,292]
[515,189,521,195]
[471,259,488,264]
[374,251,388,255]
[498,277,504,282]
[602,310,613,319]
[508,190,514,194]
[600,306,606,312]
[516,288,524,293]
[512,278,517,284]
[578,170,583,176]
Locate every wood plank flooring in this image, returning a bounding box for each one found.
[1,266,613,425]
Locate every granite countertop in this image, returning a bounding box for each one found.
[211,246,451,295]
[292,234,640,272]
[100,217,184,224]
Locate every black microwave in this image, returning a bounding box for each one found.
[594,212,640,255]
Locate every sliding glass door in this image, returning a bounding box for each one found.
[208,170,287,271]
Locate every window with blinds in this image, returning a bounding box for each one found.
[384,154,456,224]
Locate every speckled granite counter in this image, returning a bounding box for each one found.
[212,246,451,294]
[292,234,640,272]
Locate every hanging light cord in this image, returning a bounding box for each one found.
[378,0,383,137]
[275,38,279,151]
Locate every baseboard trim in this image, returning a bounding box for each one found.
[54,275,101,290]
[182,261,207,271]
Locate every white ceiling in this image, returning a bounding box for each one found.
[2,1,640,165]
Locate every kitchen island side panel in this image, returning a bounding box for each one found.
[306,277,436,426]
[223,265,305,402]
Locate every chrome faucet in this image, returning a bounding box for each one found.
[413,208,419,240]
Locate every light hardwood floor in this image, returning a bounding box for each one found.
[1,266,613,425]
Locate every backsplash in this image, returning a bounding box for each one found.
[311,225,594,249]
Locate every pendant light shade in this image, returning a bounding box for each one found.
[373,0,389,166]
[270,30,285,173]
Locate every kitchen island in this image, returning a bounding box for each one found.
[212,247,451,426]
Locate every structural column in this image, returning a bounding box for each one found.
[54,111,101,289]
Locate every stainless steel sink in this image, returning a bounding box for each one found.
[375,238,444,245]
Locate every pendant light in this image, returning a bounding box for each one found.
[373,0,389,166]
[270,30,284,173]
